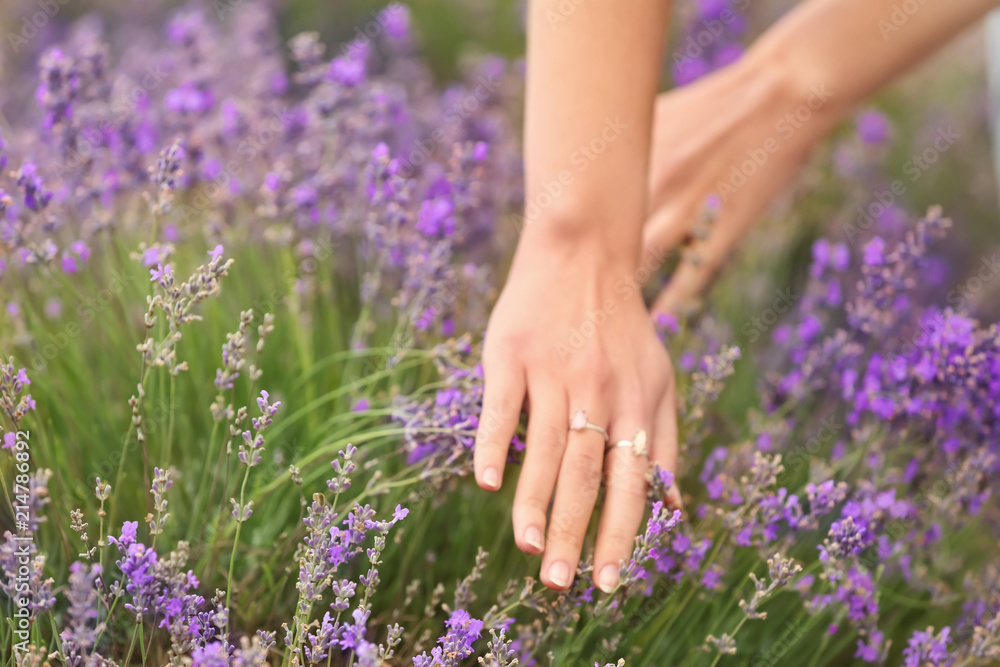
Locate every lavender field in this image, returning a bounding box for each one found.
[0,0,999,665]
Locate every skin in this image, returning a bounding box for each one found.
[476,0,1000,594]
[645,0,1000,314]
[474,0,676,595]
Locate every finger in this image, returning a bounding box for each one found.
[652,380,682,511]
[541,397,610,590]
[641,198,697,268]
[650,204,737,316]
[512,379,568,555]
[474,359,526,492]
[640,192,722,294]
[652,161,802,315]
[593,407,651,594]
[651,243,720,316]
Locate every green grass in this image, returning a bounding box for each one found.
[0,211,991,666]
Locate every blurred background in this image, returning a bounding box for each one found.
[0,0,997,320]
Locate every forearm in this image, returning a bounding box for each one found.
[521,0,671,266]
[750,0,1000,118]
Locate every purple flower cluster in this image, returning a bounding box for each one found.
[1,2,998,665]
[673,0,747,85]
[285,445,410,665]
[0,1,520,349]
[0,468,55,618]
[0,359,36,424]
[412,609,485,666]
[745,199,997,660]
[59,561,104,666]
[391,338,525,479]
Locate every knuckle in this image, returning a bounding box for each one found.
[476,419,504,445]
[493,393,520,416]
[549,513,586,548]
[484,339,522,369]
[617,376,645,410]
[570,350,613,389]
[604,456,647,488]
[476,440,508,459]
[474,437,499,456]
[608,478,648,503]
[529,422,566,454]
[653,437,678,465]
[591,357,614,391]
[479,400,518,435]
[516,494,550,516]
[567,445,603,476]
[602,528,639,552]
[566,450,604,495]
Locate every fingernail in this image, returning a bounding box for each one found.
[597,564,619,594]
[524,526,544,552]
[548,561,571,588]
[482,466,499,489]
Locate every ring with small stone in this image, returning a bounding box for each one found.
[569,409,609,444]
[607,429,649,457]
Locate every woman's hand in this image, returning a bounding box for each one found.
[642,0,1000,314]
[473,226,678,594]
[486,0,673,593]
[641,56,837,314]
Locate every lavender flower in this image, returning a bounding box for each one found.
[0,359,37,421]
[857,110,891,146]
[902,626,952,667]
[412,609,485,667]
[59,562,104,666]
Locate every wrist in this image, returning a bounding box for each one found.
[518,189,645,266]
[512,211,641,280]
[743,29,855,133]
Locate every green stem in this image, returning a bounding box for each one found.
[707,616,747,667]
[47,611,63,662]
[188,421,221,544]
[108,362,149,571]
[226,464,253,633]
[262,358,427,445]
[254,426,454,499]
[144,616,158,664]
[93,589,123,653]
[806,616,838,667]
[282,250,316,426]
[124,622,140,667]
[164,375,176,465]
[655,532,730,643]
[294,347,438,388]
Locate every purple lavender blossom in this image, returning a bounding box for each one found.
[60,562,104,666]
[412,609,484,667]
[857,110,891,145]
[903,626,953,666]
